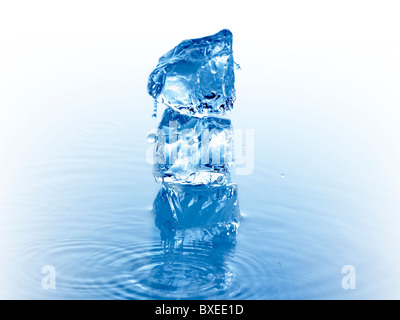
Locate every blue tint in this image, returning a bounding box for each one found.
[153,183,240,235]
[144,29,239,299]
[153,108,233,185]
[139,183,240,299]
[148,29,236,116]
[3,33,399,301]
[3,113,397,299]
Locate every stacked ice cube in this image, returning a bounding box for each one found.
[148,29,237,186]
[153,183,240,242]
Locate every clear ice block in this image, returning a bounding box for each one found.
[153,108,234,185]
[153,183,240,241]
[148,29,236,116]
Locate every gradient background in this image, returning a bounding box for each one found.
[1,0,399,299]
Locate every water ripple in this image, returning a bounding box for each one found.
[14,236,241,299]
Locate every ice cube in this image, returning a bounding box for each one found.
[153,183,240,241]
[153,108,234,185]
[148,29,236,116]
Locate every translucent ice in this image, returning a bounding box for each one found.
[153,183,240,241]
[153,108,233,185]
[148,29,236,116]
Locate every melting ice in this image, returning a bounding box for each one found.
[153,108,233,185]
[153,183,240,241]
[148,30,241,254]
[148,29,236,116]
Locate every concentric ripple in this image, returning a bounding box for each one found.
[15,235,239,300]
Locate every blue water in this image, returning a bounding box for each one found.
[0,108,397,300]
[1,42,399,300]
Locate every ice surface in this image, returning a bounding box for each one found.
[148,29,236,116]
[153,183,240,242]
[153,108,233,185]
